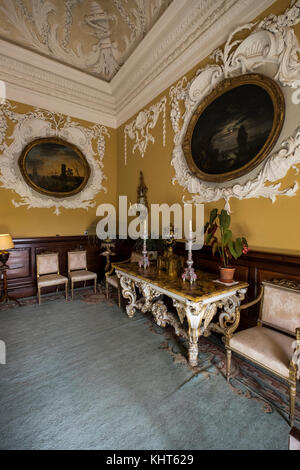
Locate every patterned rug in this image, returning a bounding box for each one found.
[0,282,113,310]
[145,319,300,426]
[2,285,299,426]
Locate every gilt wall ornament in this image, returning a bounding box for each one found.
[124,96,166,164]
[169,1,300,212]
[0,101,110,214]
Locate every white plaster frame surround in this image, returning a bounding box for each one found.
[0,101,110,214]
[170,1,300,211]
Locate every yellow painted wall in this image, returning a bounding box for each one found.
[0,100,117,238]
[117,0,300,256]
[1,0,299,255]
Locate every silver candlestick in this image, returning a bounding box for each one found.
[182,232,197,284]
[139,234,150,269]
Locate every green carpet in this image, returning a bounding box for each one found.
[0,297,291,450]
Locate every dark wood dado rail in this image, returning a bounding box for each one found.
[174,242,300,329]
[5,236,105,299]
[3,236,300,329]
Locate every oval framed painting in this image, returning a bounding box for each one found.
[18,137,91,198]
[182,73,285,182]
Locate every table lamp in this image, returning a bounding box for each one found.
[0,234,14,268]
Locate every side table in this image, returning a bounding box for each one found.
[0,264,23,306]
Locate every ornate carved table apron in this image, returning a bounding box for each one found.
[113,262,248,367]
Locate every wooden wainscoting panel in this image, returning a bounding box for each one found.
[257,269,300,284]
[4,236,105,299]
[6,248,30,279]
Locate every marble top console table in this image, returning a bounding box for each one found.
[113,261,248,367]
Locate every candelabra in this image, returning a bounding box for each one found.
[139,234,150,269]
[182,232,197,284]
[100,237,116,272]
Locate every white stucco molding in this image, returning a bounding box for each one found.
[0,101,110,214]
[0,0,274,128]
[169,0,300,211]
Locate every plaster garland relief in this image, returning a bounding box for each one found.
[169,1,300,212]
[124,96,166,164]
[0,100,110,215]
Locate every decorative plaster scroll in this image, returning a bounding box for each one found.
[0,0,172,82]
[0,100,110,215]
[124,96,166,164]
[169,1,300,212]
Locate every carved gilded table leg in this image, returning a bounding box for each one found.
[173,301,218,367]
[118,274,137,318]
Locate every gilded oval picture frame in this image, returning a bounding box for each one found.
[182,73,285,183]
[18,137,91,198]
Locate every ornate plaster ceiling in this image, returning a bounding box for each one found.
[0,0,173,82]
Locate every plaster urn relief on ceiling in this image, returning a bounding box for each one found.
[170,0,300,212]
[0,101,110,214]
[0,0,173,82]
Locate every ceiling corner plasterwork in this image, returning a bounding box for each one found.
[113,0,275,126]
[0,0,274,129]
[0,101,110,214]
[0,39,117,128]
[170,1,300,212]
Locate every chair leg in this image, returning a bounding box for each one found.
[118,287,121,308]
[71,281,74,300]
[226,348,231,382]
[38,287,41,305]
[106,281,109,300]
[290,383,296,427]
[94,278,97,294]
[65,282,68,301]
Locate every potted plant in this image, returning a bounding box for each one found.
[204,208,248,283]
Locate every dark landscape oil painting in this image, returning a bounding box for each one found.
[186,77,284,182]
[19,138,90,197]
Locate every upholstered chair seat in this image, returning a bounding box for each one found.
[36,253,68,304]
[229,326,296,379]
[38,274,69,288]
[69,270,97,283]
[224,279,300,427]
[106,275,119,288]
[68,250,97,299]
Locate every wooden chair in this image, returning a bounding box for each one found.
[105,251,142,307]
[224,279,300,427]
[36,253,68,304]
[67,250,97,299]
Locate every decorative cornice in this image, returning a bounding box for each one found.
[112,0,275,125]
[0,0,275,128]
[0,40,117,128]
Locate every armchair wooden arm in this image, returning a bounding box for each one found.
[239,286,264,310]
[105,257,132,278]
[223,287,264,342]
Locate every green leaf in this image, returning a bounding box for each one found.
[219,209,230,230]
[211,238,218,257]
[221,229,232,247]
[228,240,238,259]
[241,237,248,247]
[209,208,218,225]
[235,238,243,258]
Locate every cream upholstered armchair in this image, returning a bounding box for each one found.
[68,250,97,299]
[105,251,142,307]
[224,279,300,427]
[36,253,68,304]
